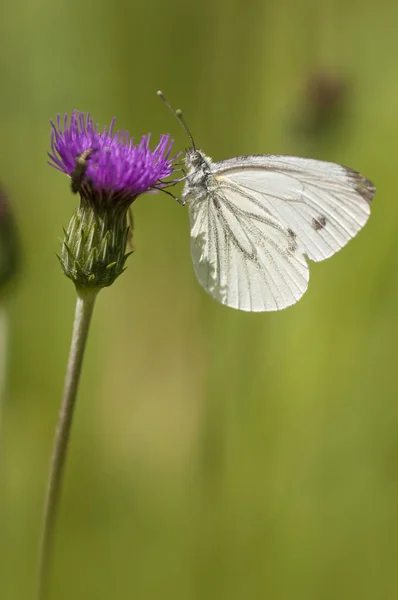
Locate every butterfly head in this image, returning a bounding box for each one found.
[185,148,210,170]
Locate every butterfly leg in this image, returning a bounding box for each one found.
[153,186,186,206]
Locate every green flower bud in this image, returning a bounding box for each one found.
[60,199,132,290]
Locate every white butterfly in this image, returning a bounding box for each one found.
[158,93,375,312]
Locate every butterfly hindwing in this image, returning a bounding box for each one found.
[188,177,309,311]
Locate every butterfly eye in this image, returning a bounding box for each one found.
[187,151,203,168]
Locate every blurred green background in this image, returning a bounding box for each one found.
[1,0,398,598]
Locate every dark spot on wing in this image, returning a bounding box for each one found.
[213,197,221,209]
[312,215,327,231]
[287,228,298,252]
[346,167,376,205]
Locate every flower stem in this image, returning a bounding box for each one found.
[36,288,98,600]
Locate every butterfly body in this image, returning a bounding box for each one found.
[183,149,214,202]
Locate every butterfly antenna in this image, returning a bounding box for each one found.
[157,90,196,151]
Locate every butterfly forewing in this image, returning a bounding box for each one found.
[213,155,374,262]
[187,154,374,312]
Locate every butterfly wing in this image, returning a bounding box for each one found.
[189,184,309,311]
[213,155,374,263]
[187,155,374,312]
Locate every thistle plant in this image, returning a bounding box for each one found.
[37,111,176,600]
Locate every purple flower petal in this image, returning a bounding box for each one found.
[48,111,177,199]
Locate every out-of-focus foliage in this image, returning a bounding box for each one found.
[1,0,398,598]
[0,186,19,296]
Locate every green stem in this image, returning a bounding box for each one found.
[36,288,98,600]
